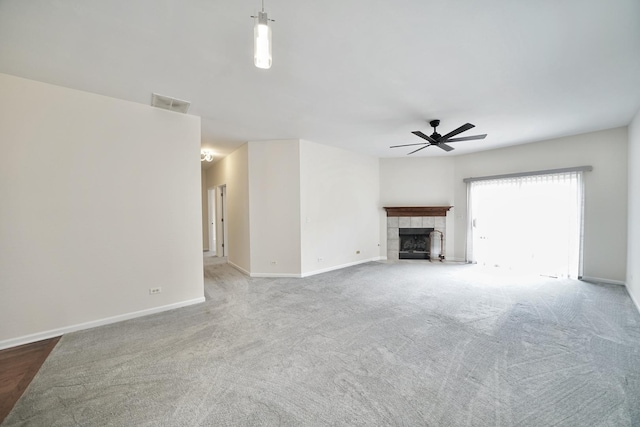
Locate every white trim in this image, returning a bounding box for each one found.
[301,257,383,278]
[250,272,302,278]
[579,276,626,286]
[229,257,385,278]
[228,261,250,276]
[626,284,640,314]
[0,297,205,351]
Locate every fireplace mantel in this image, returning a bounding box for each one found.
[383,206,452,217]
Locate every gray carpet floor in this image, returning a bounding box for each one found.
[4,260,640,426]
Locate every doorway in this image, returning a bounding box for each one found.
[467,170,585,278]
[207,184,228,257]
[207,188,216,255]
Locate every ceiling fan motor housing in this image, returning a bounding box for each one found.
[429,120,440,128]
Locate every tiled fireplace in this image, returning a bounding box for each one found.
[384,206,451,261]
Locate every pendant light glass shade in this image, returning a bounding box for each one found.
[254,11,272,69]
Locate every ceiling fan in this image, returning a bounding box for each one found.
[390,120,487,154]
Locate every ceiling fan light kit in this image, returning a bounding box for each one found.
[391,120,487,155]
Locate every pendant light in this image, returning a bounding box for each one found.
[252,1,273,69]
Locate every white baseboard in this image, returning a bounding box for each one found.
[228,261,250,276]
[250,272,302,278]
[626,284,640,314]
[579,276,626,286]
[301,257,383,278]
[230,257,384,278]
[0,297,205,351]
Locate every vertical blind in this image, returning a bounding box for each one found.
[466,170,586,278]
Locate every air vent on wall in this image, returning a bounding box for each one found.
[151,93,191,113]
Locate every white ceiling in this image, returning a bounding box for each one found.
[1,0,639,162]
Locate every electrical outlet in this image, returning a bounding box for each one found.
[149,287,161,295]
[318,257,324,262]
[271,261,277,265]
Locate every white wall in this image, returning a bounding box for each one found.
[453,127,628,282]
[300,140,381,275]
[627,110,640,310]
[248,140,301,276]
[204,139,381,277]
[203,145,250,272]
[380,157,456,206]
[0,74,204,347]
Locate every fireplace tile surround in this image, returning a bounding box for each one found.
[386,216,446,260]
[384,207,451,261]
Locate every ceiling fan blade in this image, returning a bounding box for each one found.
[411,130,437,144]
[438,143,454,152]
[444,134,487,142]
[439,123,474,141]
[407,144,431,155]
[390,142,428,148]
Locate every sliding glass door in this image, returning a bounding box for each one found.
[467,171,584,278]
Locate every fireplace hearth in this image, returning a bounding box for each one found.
[399,228,434,259]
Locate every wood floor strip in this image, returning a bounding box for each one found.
[0,336,60,424]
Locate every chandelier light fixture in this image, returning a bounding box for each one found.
[252,0,274,69]
[201,149,214,162]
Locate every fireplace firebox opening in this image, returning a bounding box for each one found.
[399,228,434,260]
